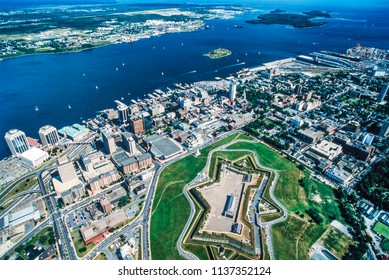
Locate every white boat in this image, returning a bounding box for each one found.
[121,97,124,100]
[83,73,86,77]
[35,106,39,111]
[161,72,164,76]
[96,85,99,90]
[116,67,119,71]
[122,63,125,66]
[68,105,72,109]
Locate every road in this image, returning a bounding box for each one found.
[0,172,38,201]
[37,169,77,260]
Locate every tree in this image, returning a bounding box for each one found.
[39,235,48,244]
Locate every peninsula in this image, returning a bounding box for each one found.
[246,9,331,28]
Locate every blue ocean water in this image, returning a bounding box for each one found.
[0,4,388,159]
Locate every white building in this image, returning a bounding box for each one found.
[325,167,353,185]
[20,147,49,168]
[229,82,237,101]
[3,205,41,228]
[4,129,30,156]
[39,125,59,146]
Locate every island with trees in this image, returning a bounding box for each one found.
[246,9,332,28]
[203,48,232,59]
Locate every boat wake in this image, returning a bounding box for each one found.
[174,70,197,78]
[215,62,245,72]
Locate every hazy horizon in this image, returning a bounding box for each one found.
[2,0,388,9]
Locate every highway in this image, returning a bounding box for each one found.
[0,172,38,201]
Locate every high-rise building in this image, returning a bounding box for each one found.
[122,132,137,155]
[379,120,389,137]
[102,131,116,154]
[229,82,237,101]
[180,98,191,112]
[38,125,59,146]
[130,117,144,134]
[117,104,129,124]
[4,129,30,156]
[377,84,388,103]
[295,84,302,95]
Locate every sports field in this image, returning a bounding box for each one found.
[373,221,389,240]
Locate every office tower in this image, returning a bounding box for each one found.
[39,125,59,146]
[102,131,116,154]
[377,84,388,103]
[4,129,30,156]
[122,132,137,155]
[130,117,145,134]
[229,82,237,101]
[117,104,129,124]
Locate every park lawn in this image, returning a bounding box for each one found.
[150,133,240,259]
[208,151,251,179]
[235,254,251,260]
[236,133,255,141]
[226,141,294,171]
[319,226,354,258]
[0,177,37,205]
[183,244,209,260]
[373,221,389,240]
[275,169,307,212]
[93,252,108,260]
[271,214,326,260]
[71,230,95,258]
[382,240,389,253]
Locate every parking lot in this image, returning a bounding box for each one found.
[66,208,91,230]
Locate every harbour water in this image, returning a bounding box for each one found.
[0,3,388,159]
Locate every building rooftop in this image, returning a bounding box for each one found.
[310,140,342,160]
[80,210,128,242]
[20,147,48,162]
[149,137,182,159]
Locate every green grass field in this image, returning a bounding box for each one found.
[182,244,209,260]
[226,141,294,170]
[93,252,108,260]
[319,226,354,258]
[0,177,37,205]
[71,230,96,258]
[373,221,389,240]
[382,239,389,253]
[150,133,240,260]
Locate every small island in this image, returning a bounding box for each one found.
[203,48,232,59]
[246,9,332,28]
